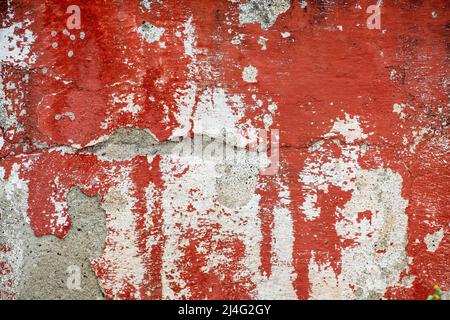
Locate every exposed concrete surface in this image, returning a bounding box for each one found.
[1,186,106,299]
[239,0,291,30]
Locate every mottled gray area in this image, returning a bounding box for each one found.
[239,0,291,30]
[87,127,160,161]
[216,160,259,208]
[0,186,106,300]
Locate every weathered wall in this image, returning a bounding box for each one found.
[0,0,448,300]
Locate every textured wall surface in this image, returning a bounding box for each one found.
[0,0,448,300]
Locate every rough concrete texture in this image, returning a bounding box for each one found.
[0,0,449,300]
[1,184,105,299]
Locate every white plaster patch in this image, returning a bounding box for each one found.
[170,17,201,138]
[191,88,249,147]
[93,167,146,299]
[231,34,245,45]
[325,114,368,143]
[258,36,268,50]
[300,116,368,220]
[268,102,277,113]
[171,17,264,150]
[54,112,76,121]
[0,68,29,135]
[159,155,263,299]
[0,15,35,137]
[112,92,142,115]
[0,163,30,299]
[48,176,70,235]
[182,16,197,58]
[263,113,273,128]
[137,21,165,44]
[393,103,407,119]
[140,0,152,11]
[308,168,410,299]
[0,20,36,68]
[424,228,444,253]
[300,116,411,299]
[255,179,297,299]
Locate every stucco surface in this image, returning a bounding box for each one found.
[0,0,448,299]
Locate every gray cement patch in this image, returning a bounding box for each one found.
[0,186,106,300]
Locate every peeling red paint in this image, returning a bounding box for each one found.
[0,0,449,300]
